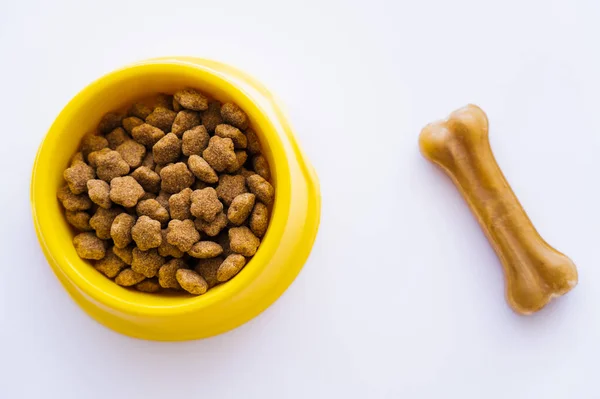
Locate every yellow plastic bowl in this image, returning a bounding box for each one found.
[31,57,321,341]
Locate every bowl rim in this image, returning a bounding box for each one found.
[31,59,294,316]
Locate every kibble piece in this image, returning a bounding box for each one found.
[116,140,146,169]
[192,180,210,190]
[136,278,161,293]
[95,248,126,278]
[113,244,134,265]
[160,162,194,193]
[131,247,165,278]
[246,174,274,206]
[176,269,208,295]
[73,232,106,260]
[140,192,156,201]
[96,150,130,182]
[131,215,162,251]
[88,147,112,168]
[229,226,260,256]
[226,150,248,173]
[216,174,248,206]
[158,259,186,289]
[215,124,247,149]
[172,110,201,137]
[155,93,174,110]
[173,98,182,112]
[89,207,121,239]
[81,134,109,159]
[250,202,269,237]
[169,188,192,220]
[155,191,171,212]
[122,116,144,134]
[141,152,156,169]
[57,186,92,211]
[146,106,177,132]
[63,163,95,196]
[130,166,161,193]
[106,127,130,149]
[129,103,152,120]
[252,155,271,180]
[195,212,228,237]
[221,102,249,130]
[153,133,181,165]
[245,128,261,155]
[136,199,169,226]
[174,88,208,111]
[217,254,246,282]
[66,210,92,231]
[240,167,256,179]
[131,123,165,147]
[115,268,146,286]
[98,112,123,134]
[181,125,210,156]
[71,151,85,165]
[109,176,145,208]
[195,257,223,288]
[201,101,223,132]
[110,213,136,248]
[188,155,218,183]
[166,219,200,252]
[228,193,255,225]
[190,188,223,222]
[87,179,112,209]
[188,241,223,259]
[202,136,237,172]
[158,229,184,258]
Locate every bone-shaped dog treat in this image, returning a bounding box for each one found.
[419,104,578,315]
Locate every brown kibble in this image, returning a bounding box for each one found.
[250,202,269,237]
[81,134,109,159]
[116,140,146,169]
[201,101,223,132]
[87,179,112,209]
[131,247,165,278]
[246,174,274,206]
[240,167,256,179]
[141,152,156,169]
[252,155,271,180]
[158,229,184,258]
[115,268,145,286]
[217,254,246,282]
[96,150,130,182]
[215,124,247,149]
[58,185,92,211]
[246,128,261,155]
[194,257,223,288]
[110,176,145,208]
[98,112,123,134]
[71,152,85,166]
[132,123,165,147]
[66,210,92,231]
[130,166,161,193]
[181,125,210,156]
[160,162,194,193]
[169,188,192,220]
[158,259,187,289]
[216,174,248,206]
[136,278,161,293]
[87,148,112,168]
[188,155,218,183]
[173,98,182,112]
[155,93,174,109]
[229,226,260,256]
[192,180,209,190]
[155,191,171,212]
[153,133,181,165]
[140,192,156,201]
[188,241,223,259]
[174,88,208,111]
[191,187,223,222]
[215,231,233,257]
[195,212,228,237]
[95,248,126,278]
[226,150,248,173]
[171,110,200,137]
[227,193,255,225]
[146,106,177,132]
[202,136,236,172]
[176,269,208,295]
[154,164,165,175]
[122,116,144,134]
[73,232,106,260]
[110,213,136,248]
[90,207,122,239]
[63,161,95,194]
[113,244,134,265]
[129,103,152,120]
[136,199,169,226]
[131,215,162,251]
[221,102,249,130]
[166,219,200,252]
[106,127,130,149]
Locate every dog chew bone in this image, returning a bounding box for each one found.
[419,104,578,315]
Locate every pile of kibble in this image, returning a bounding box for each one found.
[57,88,274,295]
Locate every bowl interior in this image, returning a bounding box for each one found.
[32,61,290,314]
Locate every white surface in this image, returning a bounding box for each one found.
[1,0,600,397]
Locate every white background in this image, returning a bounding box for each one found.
[1,0,600,397]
